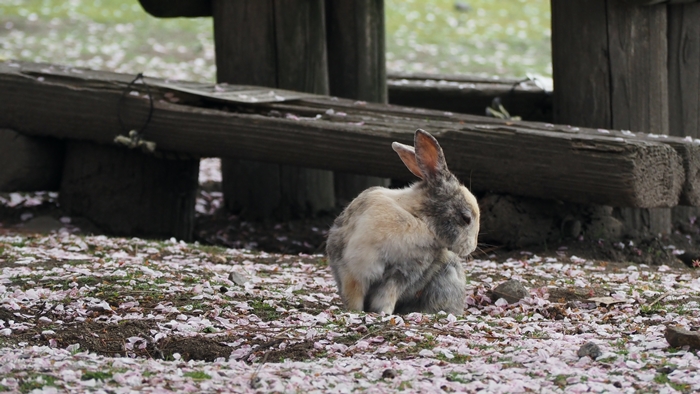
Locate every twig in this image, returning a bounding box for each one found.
[248,327,293,389]
[648,291,672,308]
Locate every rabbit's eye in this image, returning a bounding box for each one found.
[460,212,472,226]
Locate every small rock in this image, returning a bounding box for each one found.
[577,342,601,359]
[492,279,528,304]
[381,368,397,379]
[229,271,248,286]
[665,325,700,349]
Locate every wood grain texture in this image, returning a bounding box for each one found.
[668,3,700,138]
[551,0,611,128]
[0,62,688,208]
[552,0,673,235]
[273,0,329,94]
[387,75,551,121]
[212,0,334,221]
[60,141,199,241]
[607,1,669,134]
[326,0,386,103]
[213,1,277,86]
[326,0,389,202]
[0,129,63,192]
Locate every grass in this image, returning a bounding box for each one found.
[385,0,551,77]
[0,0,551,81]
[183,370,211,380]
[81,370,113,381]
[18,373,57,393]
[654,372,691,391]
[249,299,281,321]
[446,372,471,384]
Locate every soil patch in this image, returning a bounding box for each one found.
[3,190,699,267]
[4,319,238,361]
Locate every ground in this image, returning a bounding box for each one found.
[1,1,698,392]
[1,161,700,392]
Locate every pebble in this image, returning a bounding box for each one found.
[382,369,398,379]
[577,342,601,359]
[492,279,528,304]
[665,325,700,350]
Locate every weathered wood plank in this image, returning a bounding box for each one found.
[616,1,672,232]
[608,2,669,134]
[0,62,688,208]
[607,1,671,235]
[552,0,673,236]
[212,0,334,221]
[326,0,390,202]
[668,2,700,222]
[60,141,199,241]
[0,129,63,192]
[668,2,700,139]
[552,0,611,128]
[326,0,386,103]
[388,74,551,122]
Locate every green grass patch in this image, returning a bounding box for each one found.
[18,374,57,394]
[249,299,281,321]
[552,374,570,389]
[81,370,112,381]
[183,370,211,380]
[446,372,471,384]
[652,371,690,391]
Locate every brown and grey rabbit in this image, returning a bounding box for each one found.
[327,129,480,315]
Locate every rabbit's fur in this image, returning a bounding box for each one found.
[327,129,479,315]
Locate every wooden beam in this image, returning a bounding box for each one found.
[388,74,551,122]
[0,61,689,208]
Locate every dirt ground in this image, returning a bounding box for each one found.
[3,188,700,393]
[2,187,698,269]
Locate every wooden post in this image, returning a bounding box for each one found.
[213,0,335,221]
[325,0,390,204]
[668,2,700,225]
[552,0,671,238]
[0,129,63,192]
[52,68,200,241]
[668,3,700,138]
[60,141,199,241]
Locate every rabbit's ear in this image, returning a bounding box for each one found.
[414,129,448,180]
[392,142,424,179]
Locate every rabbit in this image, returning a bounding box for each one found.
[327,129,480,315]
